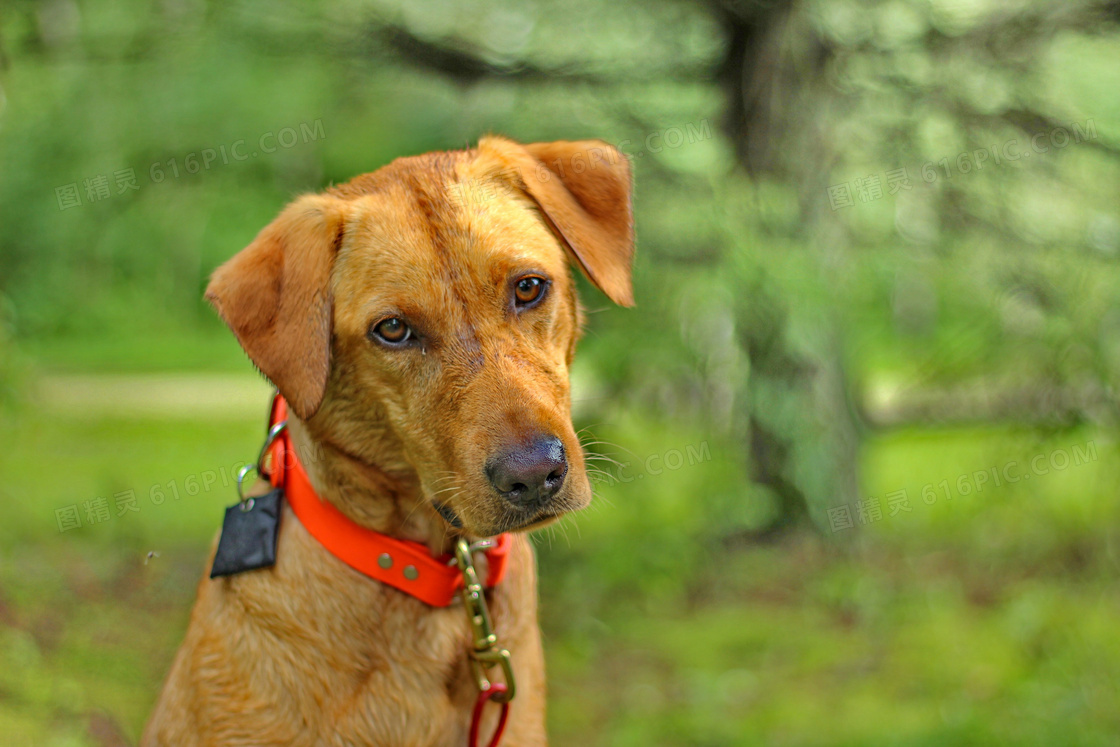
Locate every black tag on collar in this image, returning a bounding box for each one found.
[210,489,283,579]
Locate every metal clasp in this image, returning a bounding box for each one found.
[454,537,516,704]
[235,420,288,510]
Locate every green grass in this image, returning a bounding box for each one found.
[2,371,1118,745]
[18,327,253,374]
[544,542,1120,746]
[0,402,265,550]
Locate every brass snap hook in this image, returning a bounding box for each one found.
[453,537,517,704]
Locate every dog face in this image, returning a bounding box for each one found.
[206,137,634,537]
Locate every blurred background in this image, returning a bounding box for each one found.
[1,0,1118,744]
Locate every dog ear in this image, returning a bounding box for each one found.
[205,194,345,420]
[480,137,635,307]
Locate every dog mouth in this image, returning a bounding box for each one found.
[433,501,464,528]
[431,500,561,534]
[501,511,561,532]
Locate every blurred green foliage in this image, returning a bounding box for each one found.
[1,0,1119,744]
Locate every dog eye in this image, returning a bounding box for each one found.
[514,276,547,307]
[370,317,411,344]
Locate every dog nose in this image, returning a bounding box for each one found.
[486,437,567,507]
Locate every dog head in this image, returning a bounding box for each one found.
[206,137,634,537]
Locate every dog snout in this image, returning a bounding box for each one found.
[486,436,567,507]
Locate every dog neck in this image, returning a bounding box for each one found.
[285,416,452,554]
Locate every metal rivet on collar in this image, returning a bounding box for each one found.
[378,553,393,569]
[403,565,419,580]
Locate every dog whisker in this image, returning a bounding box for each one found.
[585,468,616,486]
[399,485,461,530]
[555,517,571,548]
[578,434,635,456]
[580,441,635,458]
[398,498,432,528]
[583,455,625,470]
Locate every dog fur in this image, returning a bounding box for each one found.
[142,136,634,746]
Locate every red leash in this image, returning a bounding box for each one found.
[470,683,510,747]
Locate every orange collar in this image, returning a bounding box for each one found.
[264,395,511,607]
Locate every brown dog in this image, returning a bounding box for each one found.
[142,136,634,746]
